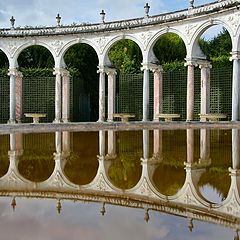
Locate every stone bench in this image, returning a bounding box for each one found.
[24,113,46,123]
[199,113,227,121]
[155,113,181,122]
[113,113,135,122]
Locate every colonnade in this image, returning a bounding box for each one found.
[5,51,240,123]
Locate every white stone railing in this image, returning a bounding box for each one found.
[0,0,238,37]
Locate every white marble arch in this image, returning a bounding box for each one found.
[0,0,240,122]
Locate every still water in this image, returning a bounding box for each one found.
[0,129,238,240]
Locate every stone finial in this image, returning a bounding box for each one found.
[100,10,106,23]
[144,208,150,222]
[11,197,16,211]
[189,0,194,9]
[56,199,62,213]
[56,13,61,27]
[10,16,15,29]
[144,3,150,18]
[100,202,106,216]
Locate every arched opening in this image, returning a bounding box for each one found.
[197,25,232,119]
[64,132,99,185]
[0,50,9,123]
[152,32,187,120]
[17,45,55,122]
[0,135,10,177]
[108,131,142,189]
[64,43,99,122]
[108,39,143,120]
[18,133,55,182]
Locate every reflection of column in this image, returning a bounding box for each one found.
[8,68,17,124]
[142,64,150,121]
[231,52,240,121]
[152,66,163,120]
[106,68,117,122]
[99,130,105,157]
[55,131,62,154]
[62,131,70,154]
[15,71,23,123]
[107,130,116,159]
[153,129,163,161]
[185,61,196,121]
[199,129,210,164]
[232,129,240,169]
[53,68,62,123]
[62,69,70,123]
[199,61,211,121]
[143,129,149,160]
[187,129,194,163]
[98,66,106,122]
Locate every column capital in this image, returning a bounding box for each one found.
[105,67,117,76]
[230,51,240,61]
[141,63,157,71]
[97,65,106,74]
[53,67,69,76]
[150,65,163,73]
[198,60,212,69]
[184,58,198,67]
[8,68,19,76]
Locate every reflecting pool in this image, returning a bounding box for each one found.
[0,129,239,240]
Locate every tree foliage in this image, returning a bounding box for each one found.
[153,33,186,64]
[108,39,142,73]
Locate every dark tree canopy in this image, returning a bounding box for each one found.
[153,33,187,64]
[18,45,54,68]
[0,50,9,68]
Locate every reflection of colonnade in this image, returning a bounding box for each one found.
[0,129,240,231]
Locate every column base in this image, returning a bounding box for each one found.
[97,119,105,123]
[53,119,62,123]
[8,119,17,124]
[62,119,69,123]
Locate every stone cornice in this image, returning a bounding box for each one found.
[0,0,238,38]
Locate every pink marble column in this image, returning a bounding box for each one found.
[97,66,106,122]
[185,61,196,121]
[199,61,211,121]
[152,66,163,120]
[106,68,117,122]
[15,71,23,123]
[53,68,62,123]
[62,69,70,123]
[8,68,17,124]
